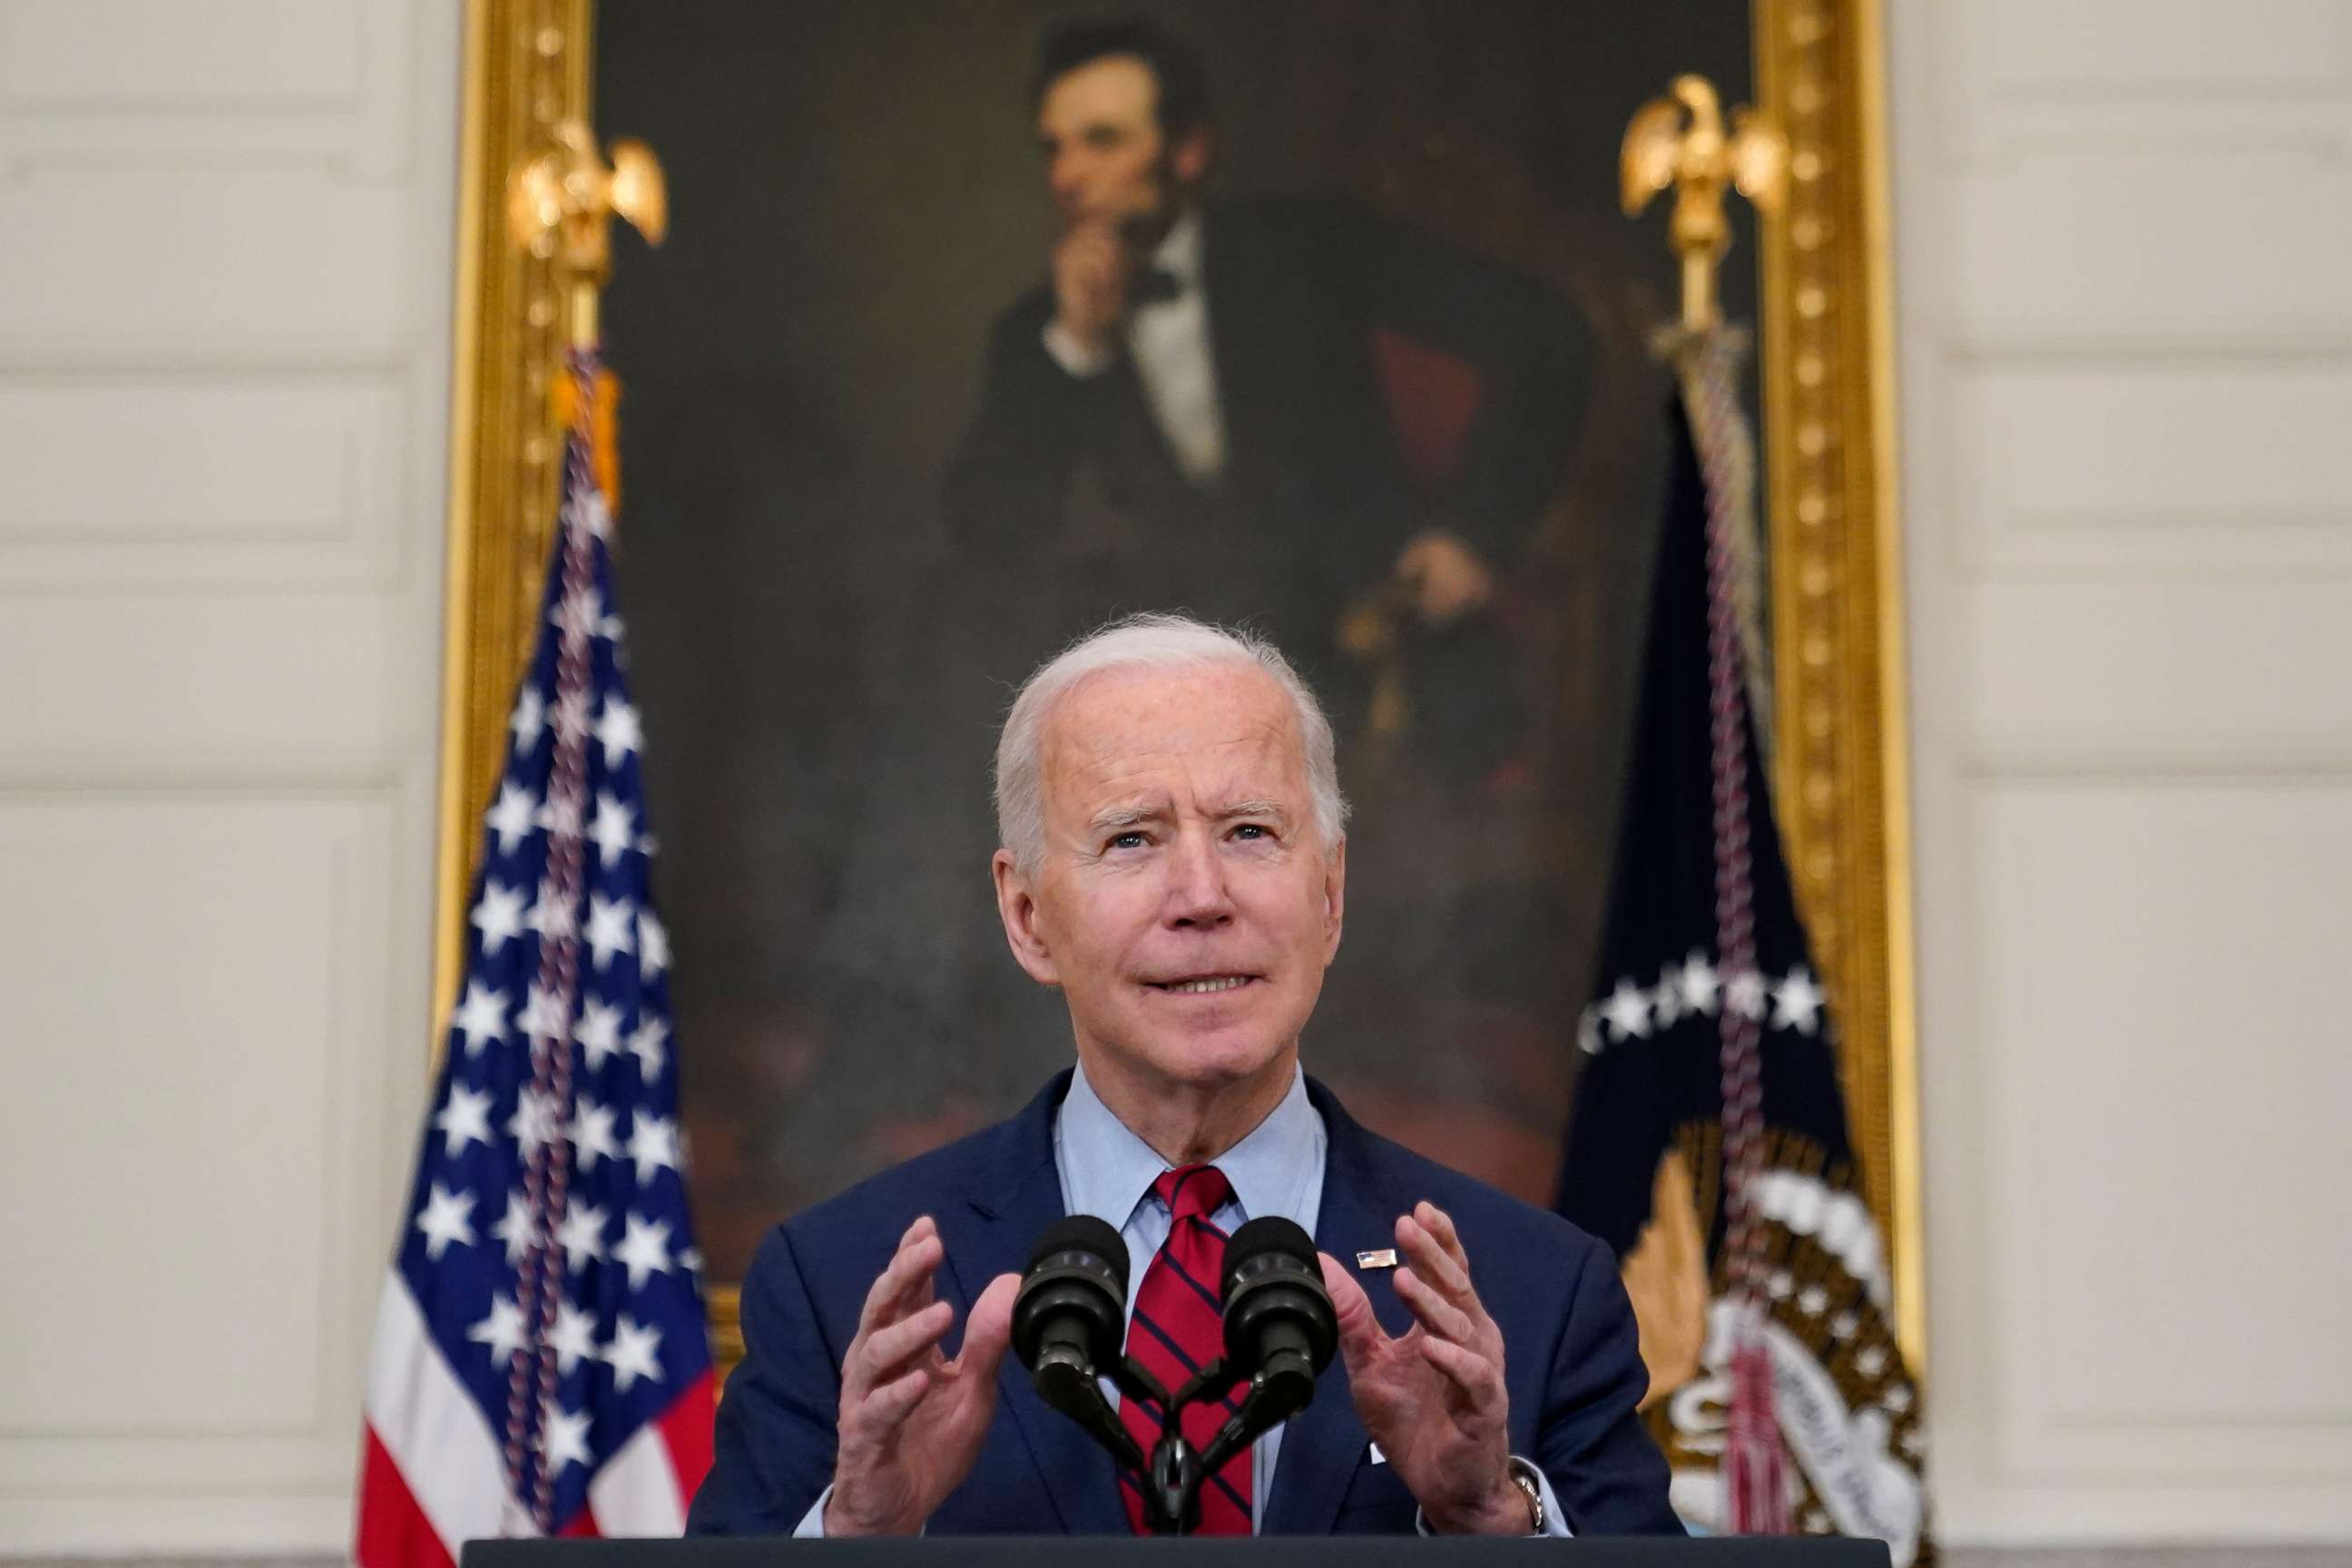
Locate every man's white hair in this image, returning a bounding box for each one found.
[994,612,1350,872]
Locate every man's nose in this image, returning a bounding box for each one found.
[1164,832,1234,927]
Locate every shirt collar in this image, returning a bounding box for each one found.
[1057,1058,1321,1230]
[1149,208,1205,292]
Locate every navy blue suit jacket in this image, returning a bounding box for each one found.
[686,1073,1680,1535]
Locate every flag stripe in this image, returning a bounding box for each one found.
[590,1406,688,1535]
[358,1426,456,1568]
[364,1272,522,1559]
[655,1370,718,1513]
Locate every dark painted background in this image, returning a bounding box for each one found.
[595,0,1757,1279]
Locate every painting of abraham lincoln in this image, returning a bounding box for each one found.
[593,0,1759,1281]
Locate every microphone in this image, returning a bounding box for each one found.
[1216,1215,1339,1429]
[1011,1216,1146,1471]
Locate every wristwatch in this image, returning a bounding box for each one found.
[1504,1456,1546,1534]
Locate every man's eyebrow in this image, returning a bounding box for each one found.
[1214,799,1289,821]
[1087,802,1166,834]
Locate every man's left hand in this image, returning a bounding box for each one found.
[1319,1201,1530,1534]
[1392,531,1494,626]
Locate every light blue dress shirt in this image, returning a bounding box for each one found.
[1053,1060,1327,1525]
[796,1063,1566,1535]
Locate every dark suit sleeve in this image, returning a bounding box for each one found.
[941,301,1118,554]
[1530,1235,1685,1535]
[685,1225,843,1535]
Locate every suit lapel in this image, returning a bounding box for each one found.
[936,1071,1128,1535]
[1261,1082,1417,1534]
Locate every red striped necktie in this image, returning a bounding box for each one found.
[1119,1163,1253,1534]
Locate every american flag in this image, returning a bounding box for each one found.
[358,351,715,1567]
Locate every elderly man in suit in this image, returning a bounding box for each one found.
[686,614,1679,1537]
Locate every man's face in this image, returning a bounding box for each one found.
[994,664,1346,1098]
[1034,54,1205,234]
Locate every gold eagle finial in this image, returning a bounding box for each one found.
[506,120,668,348]
[1621,75,1788,330]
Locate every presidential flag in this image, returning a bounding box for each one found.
[1556,330,1928,1560]
[358,351,714,1567]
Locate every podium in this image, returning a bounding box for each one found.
[466,1541,1890,1567]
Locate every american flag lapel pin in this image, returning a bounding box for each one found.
[1354,1248,1399,1269]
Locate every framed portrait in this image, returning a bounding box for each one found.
[439,0,1917,1367]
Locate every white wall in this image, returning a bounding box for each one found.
[1890,0,2352,1545]
[0,0,459,1553]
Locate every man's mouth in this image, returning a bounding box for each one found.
[1147,975,1258,995]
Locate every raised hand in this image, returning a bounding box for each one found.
[824,1216,1019,1536]
[1050,219,1132,361]
[1319,1201,1529,1535]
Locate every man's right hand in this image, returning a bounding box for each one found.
[823,1215,1019,1536]
[1050,220,1131,362]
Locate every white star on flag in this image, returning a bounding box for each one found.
[575,999,625,1069]
[1856,1345,1888,1378]
[569,1097,619,1172]
[468,1292,528,1363]
[1674,952,1720,1015]
[638,911,671,977]
[603,1313,664,1393]
[584,894,636,969]
[626,1113,680,1186]
[543,1402,593,1475]
[1724,966,1769,1021]
[595,697,643,767]
[510,688,544,751]
[493,1189,534,1265]
[516,984,567,1046]
[526,882,580,943]
[567,486,611,540]
[451,981,509,1054]
[627,1016,669,1078]
[471,881,526,956]
[485,782,540,855]
[1798,1284,1830,1318]
[588,792,636,867]
[1770,966,1826,1034]
[552,688,593,746]
[1601,978,1652,1041]
[612,1211,675,1290]
[1651,966,1684,1027]
[509,1087,564,1156]
[414,1183,476,1260]
[435,1084,495,1159]
[556,1202,610,1270]
[551,1299,599,1374]
[554,583,603,642]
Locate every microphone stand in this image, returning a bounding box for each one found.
[1096,1354,1300,1535]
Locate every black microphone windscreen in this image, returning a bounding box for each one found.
[1221,1214,1318,1296]
[1026,1213,1131,1289]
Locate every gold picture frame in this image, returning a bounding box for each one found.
[433,0,1920,1371]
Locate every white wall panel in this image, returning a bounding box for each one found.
[0,371,408,587]
[1,0,366,108]
[0,787,391,1436]
[0,0,456,1553]
[1894,0,2352,1544]
[1951,358,2352,575]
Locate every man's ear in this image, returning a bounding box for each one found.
[1170,127,1212,190]
[1320,834,1347,965]
[993,848,1062,986]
